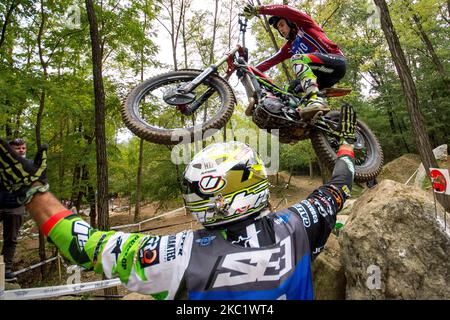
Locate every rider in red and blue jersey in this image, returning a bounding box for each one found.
[244,4,347,119]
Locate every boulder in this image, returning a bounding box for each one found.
[414,144,448,188]
[340,179,450,299]
[312,233,346,299]
[338,199,356,216]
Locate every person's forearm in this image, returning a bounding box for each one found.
[26,191,66,229]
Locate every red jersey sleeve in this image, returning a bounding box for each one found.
[255,42,292,72]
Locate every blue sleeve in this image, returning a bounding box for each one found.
[287,155,354,258]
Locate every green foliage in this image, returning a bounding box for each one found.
[0,0,448,211]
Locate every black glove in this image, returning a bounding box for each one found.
[0,138,48,195]
[331,104,357,144]
[287,79,303,94]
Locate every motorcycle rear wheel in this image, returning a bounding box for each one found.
[311,111,384,183]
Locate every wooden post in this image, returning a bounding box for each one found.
[0,255,5,300]
[57,254,62,282]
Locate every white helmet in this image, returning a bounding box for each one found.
[182,141,269,227]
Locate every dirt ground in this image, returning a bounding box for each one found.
[378,153,422,184]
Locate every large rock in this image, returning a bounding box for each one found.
[414,144,448,188]
[340,179,450,299]
[312,233,346,299]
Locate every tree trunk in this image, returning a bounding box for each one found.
[374,0,449,211]
[37,0,48,272]
[36,1,47,273]
[85,0,117,299]
[0,0,18,50]
[88,184,96,228]
[38,232,46,279]
[70,164,81,206]
[58,119,65,195]
[85,0,109,230]
[287,166,293,189]
[318,159,332,184]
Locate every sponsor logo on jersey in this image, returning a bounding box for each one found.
[274,212,291,225]
[312,245,324,256]
[92,234,107,264]
[327,185,343,210]
[341,185,351,198]
[121,234,140,270]
[139,236,161,268]
[291,35,313,54]
[231,235,253,248]
[195,235,216,246]
[178,231,188,256]
[313,199,328,218]
[301,200,319,224]
[311,65,334,73]
[72,220,91,250]
[340,157,355,178]
[291,203,310,227]
[211,237,293,288]
[317,190,336,211]
[165,234,177,262]
[110,236,123,262]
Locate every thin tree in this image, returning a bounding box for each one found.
[0,0,19,50]
[85,0,118,299]
[403,1,450,91]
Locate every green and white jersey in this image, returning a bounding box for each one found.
[46,212,194,300]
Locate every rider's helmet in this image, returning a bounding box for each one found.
[268,16,298,40]
[182,141,269,228]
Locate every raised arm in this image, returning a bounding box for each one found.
[287,104,357,258]
[0,140,192,299]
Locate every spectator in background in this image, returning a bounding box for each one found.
[0,138,29,282]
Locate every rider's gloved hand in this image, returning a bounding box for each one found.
[243,4,260,19]
[0,138,49,204]
[334,104,357,145]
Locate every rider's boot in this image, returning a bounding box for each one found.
[300,91,329,120]
[291,58,330,119]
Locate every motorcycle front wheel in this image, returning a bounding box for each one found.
[121,70,236,145]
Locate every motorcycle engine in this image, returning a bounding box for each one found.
[252,93,309,144]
